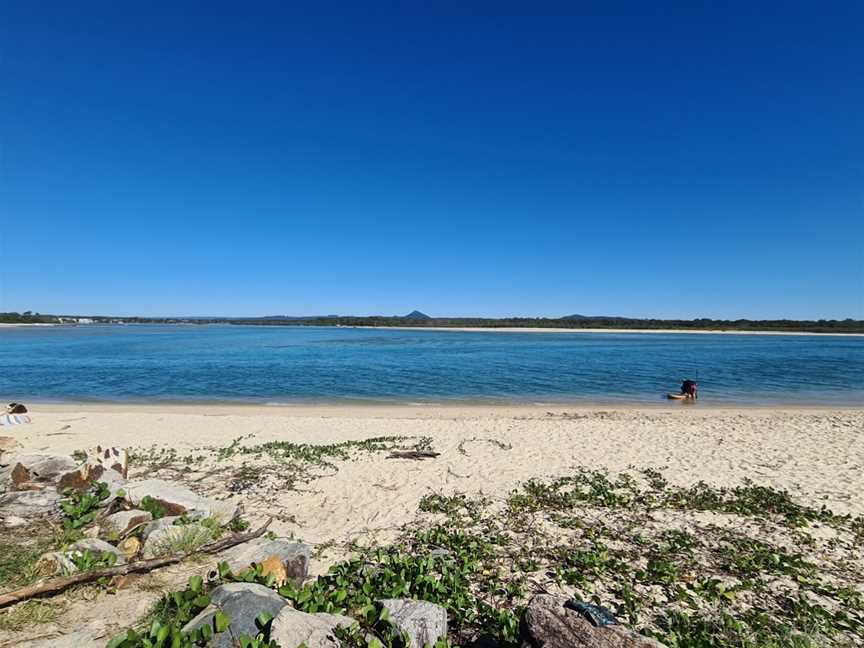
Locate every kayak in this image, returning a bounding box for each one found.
[666,393,687,400]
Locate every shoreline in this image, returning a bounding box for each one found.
[16,401,864,416]
[2,322,863,336]
[354,325,864,337]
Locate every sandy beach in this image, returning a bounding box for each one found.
[2,403,863,646]
[8,403,864,540]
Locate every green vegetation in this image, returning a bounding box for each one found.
[0,526,64,590]
[4,310,862,333]
[109,469,863,648]
[0,311,58,324]
[132,435,431,495]
[230,315,864,334]
[60,482,111,529]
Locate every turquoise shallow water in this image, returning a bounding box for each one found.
[0,325,862,405]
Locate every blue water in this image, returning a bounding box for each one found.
[0,325,862,405]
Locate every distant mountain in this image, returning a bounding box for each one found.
[562,313,625,321]
[403,310,432,320]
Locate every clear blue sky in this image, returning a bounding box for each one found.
[2,1,862,319]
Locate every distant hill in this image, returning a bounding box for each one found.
[403,310,432,320]
[562,313,624,321]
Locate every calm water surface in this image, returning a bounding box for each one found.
[1,325,862,405]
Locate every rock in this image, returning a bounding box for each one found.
[58,462,127,494]
[379,599,448,648]
[69,538,126,564]
[124,479,237,523]
[13,480,47,491]
[520,595,668,648]
[0,488,61,518]
[2,514,28,527]
[10,462,30,486]
[219,537,310,584]
[270,607,355,648]
[2,454,78,484]
[143,522,213,558]
[118,536,142,560]
[84,445,129,479]
[140,516,182,540]
[36,551,78,576]
[182,583,290,648]
[20,628,103,647]
[103,509,152,536]
[259,554,289,586]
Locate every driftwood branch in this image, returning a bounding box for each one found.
[387,450,440,460]
[0,518,272,608]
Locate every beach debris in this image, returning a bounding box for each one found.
[123,478,238,523]
[0,517,272,608]
[182,582,289,648]
[102,509,153,536]
[269,607,355,648]
[387,450,441,460]
[219,537,311,585]
[379,598,448,648]
[520,594,668,648]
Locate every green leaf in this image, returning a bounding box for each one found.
[215,610,230,633]
[256,612,274,630]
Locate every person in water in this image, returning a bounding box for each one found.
[681,379,698,399]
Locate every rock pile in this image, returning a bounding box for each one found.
[0,447,244,572]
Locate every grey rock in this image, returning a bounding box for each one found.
[140,516,181,540]
[520,595,668,648]
[379,599,448,648]
[124,478,237,523]
[0,488,61,517]
[20,628,103,647]
[69,538,126,565]
[103,509,152,535]
[182,583,290,648]
[219,537,310,584]
[270,607,355,648]
[143,522,214,558]
[1,454,78,484]
[2,514,28,527]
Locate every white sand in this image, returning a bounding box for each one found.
[3,404,863,646]
[8,404,864,544]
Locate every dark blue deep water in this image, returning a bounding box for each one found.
[1,325,862,405]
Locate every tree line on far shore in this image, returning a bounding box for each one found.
[3,312,863,334]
